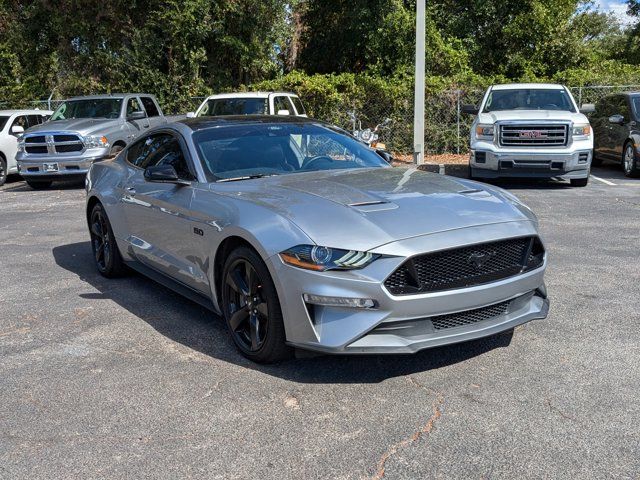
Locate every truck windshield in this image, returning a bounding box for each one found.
[50,99,123,120]
[198,98,268,116]
[483,89,575,113]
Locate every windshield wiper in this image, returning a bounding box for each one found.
[216,173,279,183]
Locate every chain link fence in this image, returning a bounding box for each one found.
[5,85,640,158]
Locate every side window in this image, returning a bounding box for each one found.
[126,133,194,180]
[127,98,144,116]
[141,97,160,117]
[274,96,293,114]
[290,96,306,115]
[126,134,169,168]
[27,115,43,127]
[10,115,28,135]
[617,96,630,120]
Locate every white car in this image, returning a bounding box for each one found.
[187,92,307,118]
[464,83,594,187]
[0,109,52,186]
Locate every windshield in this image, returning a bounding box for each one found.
[198,98,268,116]
[483,89,575,112]
[50,98,123,120]
[193,122,389,181]
[0,116,8,131]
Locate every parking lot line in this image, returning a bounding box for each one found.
[590,175,617,186]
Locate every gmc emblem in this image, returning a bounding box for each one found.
[520,130,545,139]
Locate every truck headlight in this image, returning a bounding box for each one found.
[17,140,25,152]
[475,124,495,140]
[280,245,380,272]
[83,135,110,148]
[571,124,591,138]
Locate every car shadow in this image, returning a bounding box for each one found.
[0,177,85,192]
[52,241,514,384]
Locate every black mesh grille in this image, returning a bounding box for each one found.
[53,134,80,142]
[55,144,83,153]
[25,136,45,143]
[385,236,544,295]
[25,145,48,154]
[430,300,510,330]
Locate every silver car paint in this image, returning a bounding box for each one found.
[17,94,166,178]
[86,120,548,354]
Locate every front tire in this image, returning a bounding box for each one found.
[25,180,53,190]
[570,177,589,187]
[0,156,7,187]
[89,203,127,278]
[221,246,292,363]
[623,143,640,178]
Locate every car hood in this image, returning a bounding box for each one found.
[24,118,121,136]
[477,110,589,124]
[212,168,534,252]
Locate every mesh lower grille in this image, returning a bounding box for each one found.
[430,300,510,330]
[385,236,544,295]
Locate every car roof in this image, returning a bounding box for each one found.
[202,92,298,100]
[178,115,326,132]
[66,94,155,100]
[0,109,53,115]
[491,83,566,90]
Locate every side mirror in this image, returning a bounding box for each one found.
[277,109,291,116]
[580,103,595,114]
[127,111,147,121]
[461,104,479,115]
[11,125,25,135]
[376,149,394,164]
[144,165,190,185]
[186,112,196,118]
[609,114,625,126]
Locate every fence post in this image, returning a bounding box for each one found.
[456,89,461,155]
[578,86,583,108]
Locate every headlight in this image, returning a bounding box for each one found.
[572,124,591,137]
[475,124,495,140]
[83,135,110,148]
[279,245,380,271]
[17,140,25,152]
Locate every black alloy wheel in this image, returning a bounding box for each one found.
[89,203,126,277]
[221,247,291,363]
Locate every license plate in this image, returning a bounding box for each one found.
[43,163,59,172]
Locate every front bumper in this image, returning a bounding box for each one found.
[268,221,549,354]
[17,149,110,179]
[470,139,592,180]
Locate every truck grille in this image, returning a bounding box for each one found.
[24,133,84,155]
[499,124,568,147]
[384,236,545,296]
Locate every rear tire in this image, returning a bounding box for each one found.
[221,246,292,363]
[570,177,589,187]
[26,180,53,190]
[623,142,640,178]
[0,156,7,187]
[89,203,127,278]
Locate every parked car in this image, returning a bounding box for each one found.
[463,83,595,187]
[0,109,51,186]
[187,92,307,118]
[16,94,167,189]
[591,92,640,177]
[85,115,549,363]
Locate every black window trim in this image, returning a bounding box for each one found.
[124,129,200,182]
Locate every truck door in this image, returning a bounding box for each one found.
[140,96,167,129]
[125,96,151,142]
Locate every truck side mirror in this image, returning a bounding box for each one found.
[186,112,196,118]
[11,125,25,135]
[580,103,595,114]
[461,104,479,115]
[608,114,625,125]
[277,109,291,116]
[127,111,147,121]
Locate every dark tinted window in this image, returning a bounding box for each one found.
[10,115,28,133]
[632,97,640,119]
[198,98,268,116]
[127,97,144,116]
[595,96,616,118]
[0,116,8,131]
[483,89,575,112]
[615,95,630,120]
[27,115,45,127]
[274,96,293,114]
[141,97,160,117]
[291,96,305,115]
[127,133,193,180]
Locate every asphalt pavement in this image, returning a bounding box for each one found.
[1,163,638,479]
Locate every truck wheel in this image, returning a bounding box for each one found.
[623,143,640,178]
[570,177,589,187]
[26,180,53,190]
[0,156,7,187]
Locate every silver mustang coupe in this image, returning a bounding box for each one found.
[85,116,549,363]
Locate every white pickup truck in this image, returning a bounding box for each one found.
[464,83,594,187]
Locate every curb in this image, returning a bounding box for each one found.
[417,163,470,179]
